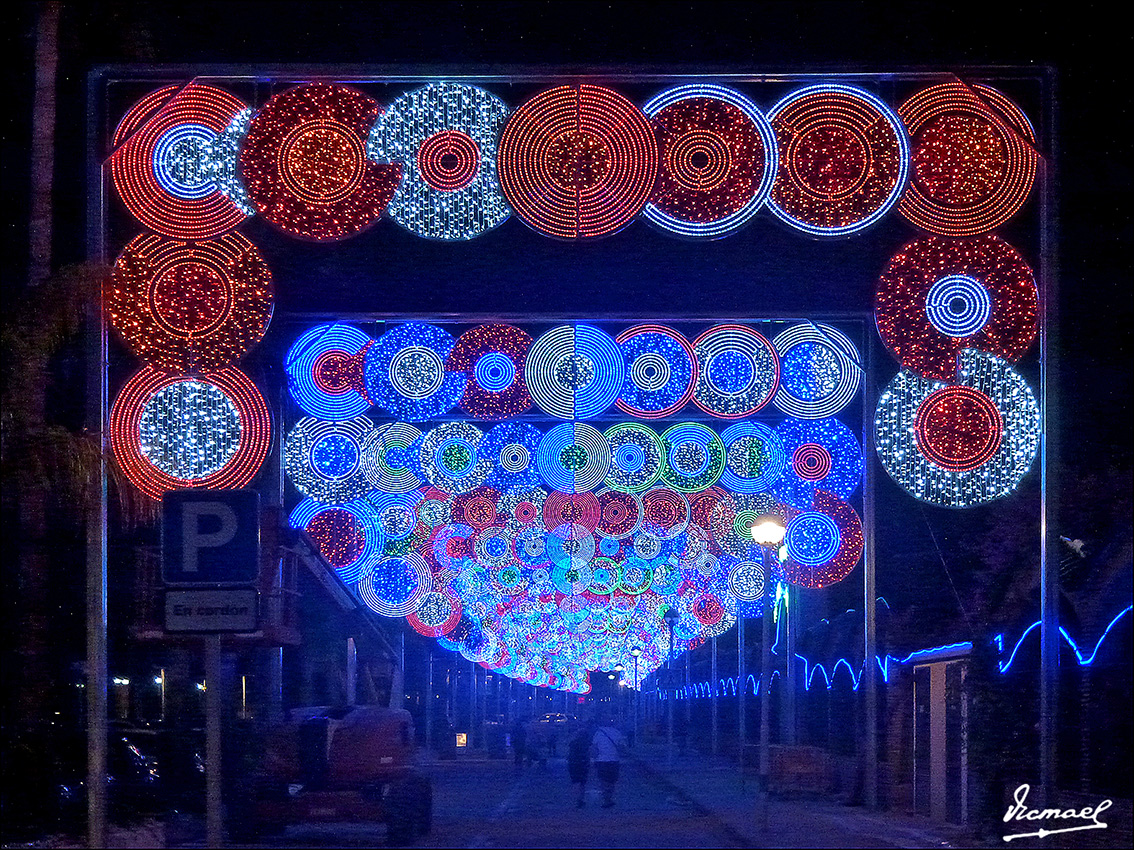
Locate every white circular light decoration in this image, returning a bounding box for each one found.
[139,379,241,479]
[284,416,375,504]
[772,322,862,419]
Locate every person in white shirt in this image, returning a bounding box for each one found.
[591,719,627,808]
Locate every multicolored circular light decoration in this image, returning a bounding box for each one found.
[643,84,777,238]
[110,365,271,500]
[406,591,463,637]
[358,553,431,617]
[367,82,511,240]
[289,497,385,584]
[771,323,862,419]
[898,82,1038,236]
[875,348,1040,507]
[767,83,909,236]
[285,323,373,420]
[110,83,250,240]
[595,489,644,540]
[614,324,697,418]
[497,84,658,239]
[719,421,786,494]
[603,422,664,492]
[691,325,779,418]
[360,422,425,493]
[709,492,788,558]
[659,423,726,493]
[284,416,374,504]
[536,422,612,493]
[414,421,494,494]
[447,324,533,420]
[238,82,401,241]
[366,323,467,421]
[480,421,543,493]
[525,325,625,419]
[776,491,863,589]
[772,416,863,510]
[105,232,273,373]
[876,234,1038,382]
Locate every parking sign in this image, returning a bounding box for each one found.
[162,490,260,586]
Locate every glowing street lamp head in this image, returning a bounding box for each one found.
[750,516,786,545]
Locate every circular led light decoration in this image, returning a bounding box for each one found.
[105,232,273,373]
[595,489,643,540]
[719,421,786,493]
[659,423,725,492]
[238,82,401,241]
[452,487,501,533]
[367,82,511,240]
[407,591,463,637]
[536,422,611,493]
[876,234,1038,382]
[614,325,696,418]
[643,84,777,238]
[603,422,664,493]
[110,366,270,500]
[525,325,624,419]
[203,107,256,215]
[875,349,1040,507]
[497,84,658,239]
[725,557,765,603]
[772,323,861,419]
[432,522,477,572]
[480,422,543,493]
[777,491,863,588]
[447,324,533,420]
[366,323,467,421]
[709,492,788,558]
[543,491,602,533]
[285,323,373,420]
[289,497,384,585]
[772,417,863,510]
[691,325,779,418]
[110,83,250,239]
[641,487,690,539]
[767,83,909,236]
[284,416,374,504]
[415,421,494,494]
[898,82,1038,236]
[360,422,424,493]
[358,552,431,617]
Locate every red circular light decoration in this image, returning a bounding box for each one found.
[596,489,641,539]
[497,85,658,238]
[110,365,271,500]
[417,130,481,191]
[451,487,500,531]
[105,232,273,372]
[544,491,602,532]
[876,234,1038,381]
[307,508,366,568]
[914,385,1003,471]
[110,83,249,240]
[238,82,401,241]
[642,487,690,536]
[447,323,534,420]
[898,82,1038,236]
[777,490,863,589]
[792,443,833,481]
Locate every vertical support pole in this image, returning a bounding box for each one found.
[268,647,283,722]
[346,637,357,707]
[863,321,879,809]
[710,635,719,755]
[759,552,773,790]
[425,650,433,754]
[684,648,691,746]
[205,636,224,848]
[784,588,796,746]
[469,660,477,748]
[738,616,747,754]
[667,626,675,770]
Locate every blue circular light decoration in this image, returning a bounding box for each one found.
[367,82,511,240]
[772,417,863,510]
[925,275,993,338]
[481,421,543,492]
[772,322,862,419]
[692,325,779,418]
[474,352,516,391]
[614,325,696,418]
[366,323,466,421]
[365,490,426,544]
[536,422,612,493]
[284,416,374,504]
[719,421,786,493]
[659,423,725,492]
[361,422,424,493]
[289,497,385,585]
[359,553,431,617]
[604,423,664,492]
[431,522,476,572]
[414,421,493,494]
[286,323,373,421]
[152,123,218,200]
[785,512,841,566]
[526,325,625,420]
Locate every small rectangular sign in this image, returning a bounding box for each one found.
[162,490,260,586]
[165,589,258,633]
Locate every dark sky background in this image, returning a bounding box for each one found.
[4,1,1131,650]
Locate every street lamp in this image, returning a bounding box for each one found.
[662,606,680,769]
[751,515,786,794]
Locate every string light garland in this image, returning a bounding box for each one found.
[691,325,779,418]
[110,83,250,239]
[767,83,909,236]
[105,233,273,372]
[525,324,625,419]
[285,323,373,420]
[897,82,1038,236]
[447,323,533,420]
[771,322,861,419]
[497,85,658,238]
[643,84,777,238]
[876,234,1038,382]
[239,82,401,241]
[614,324,697,418]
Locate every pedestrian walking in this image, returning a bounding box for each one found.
[567,723,593,807]
[591,718,627,808]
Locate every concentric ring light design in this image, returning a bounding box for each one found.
[526,325,625,419]
[285,323,373,420]
[771,322,861,419]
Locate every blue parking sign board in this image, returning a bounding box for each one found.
[162,490,260,586]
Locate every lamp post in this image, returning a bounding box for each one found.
[663,606,680,770]
[630,646,642,747]
[751,516,786,794]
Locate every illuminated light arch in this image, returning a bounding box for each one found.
[614,324,697,418]
[238,82,401,241]
[106,233,273,373]
[777,491,863,589]
[497,84,658,239]
[767,83,909,236]
[536,422,612,493]
[289,497,385,585]
[603,422,664,493]
[358,552,432,617]
[413,421,494,494]
[481,422,544,493]
[109,83,250,240]
[659,423,726,492]
[691,325,779,418]
[719,421,787,493]
[447,324,534,420]
[725,556,765,603]
[365,323,467,421]
[285,323,373,420]
[772,417,863,510]
[110,366,271,500]
[367,82,512,240]
[874,349,1040,507]
[771,323,862,419]
[898,82,1038,236]
[643,84,777,238]
[525,324,625,419]
[284,416,375,504]
[876,234,1038,382]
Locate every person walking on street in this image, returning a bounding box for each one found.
[567,723,593,807]
[591,718,627,808]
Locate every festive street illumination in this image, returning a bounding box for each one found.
[776,491,864,589]
[876,234,1038,382]
[719,421,787,494]
[413,421,493,494]
[874,349,1040,507]
[367,82,512,240]
[497,85,658,238]
[643,84,777,238]
[110,366,271,500]
[897,82,1037,236]
[660,423,726,492]
[691,325,779,418]
[105,233,273,373]
[239,82,402,241]
[537,422,612,493]
[360,422,425,493]
[772,417,863,509]
[614,324,697,418]
[285,323,373,420]
[525,324,625,419]
[766,83,909,236]
[771,322,861,419]
[110,83,250,239]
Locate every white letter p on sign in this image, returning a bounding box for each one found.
[182,502,238,573]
